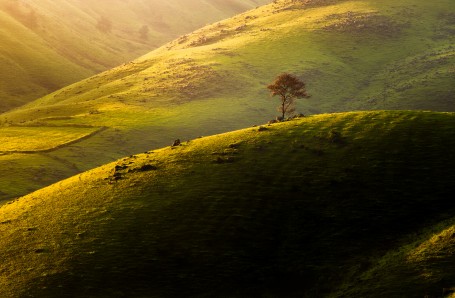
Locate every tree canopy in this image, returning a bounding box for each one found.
[267,73,309,120]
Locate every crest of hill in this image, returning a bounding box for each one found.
[0,0,453,200]
[0,0,271,112]
[1,110,455,297]
[12,0,453,113]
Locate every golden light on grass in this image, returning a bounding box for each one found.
[0,126,101,152]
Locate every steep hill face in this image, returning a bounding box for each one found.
[0,0,453,200]
[0,0,270,112]
[0,111,454,297]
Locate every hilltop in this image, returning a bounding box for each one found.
[11,0,454,113]
[1,110,454,297]
[0,0,270,112]
[0,0,453,200]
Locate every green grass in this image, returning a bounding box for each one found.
[0,126,101,152]
[0,0,271,112]
[0,110,454,297]
[333,217,455,297]
[8,0,453,114]
[0,0,453,201]
[0,125,104,200]
[0,153,80,201]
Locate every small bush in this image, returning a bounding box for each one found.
[138,164,157,172]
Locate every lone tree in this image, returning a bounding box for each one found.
[267,73,309,120]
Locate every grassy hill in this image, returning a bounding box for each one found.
[0,0,270,112]
[0,0,453,200]
[0,110,454,297]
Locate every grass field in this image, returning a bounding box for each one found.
[0,126,101,152]
[0,0,453,201]
[0,110,454,297]
[0,125,105,199]
[0,0,453,296]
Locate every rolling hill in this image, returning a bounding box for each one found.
[0,0,271,112]
[0,0,453,201]
[1,110,454,297]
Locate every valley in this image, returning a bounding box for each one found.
[0,0,271,112]
[0,0,454,296]
[0,0,453,201]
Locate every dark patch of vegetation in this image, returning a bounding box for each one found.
[172,139,181,147]
[137,164,157,172]
[276,0,348,10]
[213,156,237,164]
[328,129,344,144]
[323,12,406,37]
[229,142,242,149]
[2,111,455,298]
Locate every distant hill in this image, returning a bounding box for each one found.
[1,111,454,297]
[0,0,453,201]
[0,0,271,112]
[13,0,454,113]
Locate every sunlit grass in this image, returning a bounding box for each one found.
[0,0,453,201]
[0,0,271,112]
[0,111,454,297]
[0,126,101,152]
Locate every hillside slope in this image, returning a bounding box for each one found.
[0,0,453,200]
[0,0,270,112]
[13,0,455,112]
[0,111,454,297]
